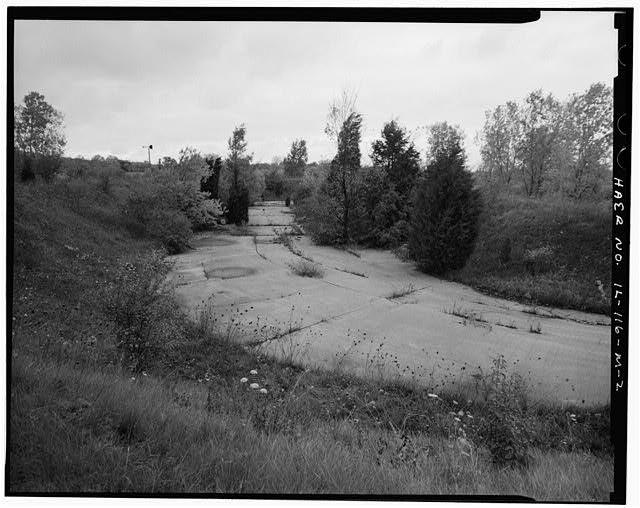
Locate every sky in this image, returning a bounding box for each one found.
[14,11,617,168]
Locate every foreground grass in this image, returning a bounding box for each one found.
[10,355,612,498]
[9,177,614,498]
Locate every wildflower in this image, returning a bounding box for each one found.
[458,410,464,416]
[454,417,461,422]
[250,369,258,375]
[250,383,260,390]
[260,388,268,394]
[240,377,248,383]
[427,393,439,399]
[452,400,458,405]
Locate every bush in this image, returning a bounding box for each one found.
[103,250,187,371]
[123,190,193,254]
[298,189,343,245]
[289,259,324,278]
[408,153,481,275]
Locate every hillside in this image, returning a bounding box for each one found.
[451,194,611,315]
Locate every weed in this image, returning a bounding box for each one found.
[529,321,542,334]
[289,259,324,278]
[387,283,416,299]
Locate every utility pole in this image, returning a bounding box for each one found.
[143,145,153,167]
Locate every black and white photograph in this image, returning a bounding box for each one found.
[6,6,632,502]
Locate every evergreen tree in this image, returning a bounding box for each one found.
[409,123,481,274]
[370,119,420,196]
[283,139,308,178]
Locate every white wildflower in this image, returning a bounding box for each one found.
[260,388,268,394]
[250,383,260,390]
[427,393,439,398]
[240,377,248,383]
[250,369,258,375]
[458,410,464,416]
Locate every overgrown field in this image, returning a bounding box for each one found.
[9,175,613,499]
[451,193,611,315]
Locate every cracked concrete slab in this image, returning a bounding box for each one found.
[169,204,610,405]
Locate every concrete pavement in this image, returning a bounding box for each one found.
[168,202,611,405]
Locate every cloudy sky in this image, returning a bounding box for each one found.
[14,11,617,167]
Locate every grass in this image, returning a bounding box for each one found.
[9,355,613,497]
[450,194,611,315]
[9,175,614,498]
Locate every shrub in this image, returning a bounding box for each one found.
[102,250,187,371]
[123,190,193,254]
[289,259,324,278]
[408,153,481,275]
[298,189,344,245]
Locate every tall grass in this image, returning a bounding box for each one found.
[10,355,613,499]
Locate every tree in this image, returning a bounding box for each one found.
[516,90,561,197]
[304,92,363,244]
[409,123,481,275]
[548,83,613,199]
[426,122,466,164]
[222,125,253,224]
[283,139,308,178]
[371,120,421,196]
[327,111,363,243]
[476,101,520,188]
[201,155,222,199]
[14,91,66,180]
[226,125,249,189]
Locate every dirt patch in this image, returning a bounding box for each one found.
[204,266,257,280]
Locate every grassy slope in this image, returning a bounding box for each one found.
[10,176,613,498]
[451,194,611,315]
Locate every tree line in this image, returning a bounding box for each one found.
[13,82,612,273]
